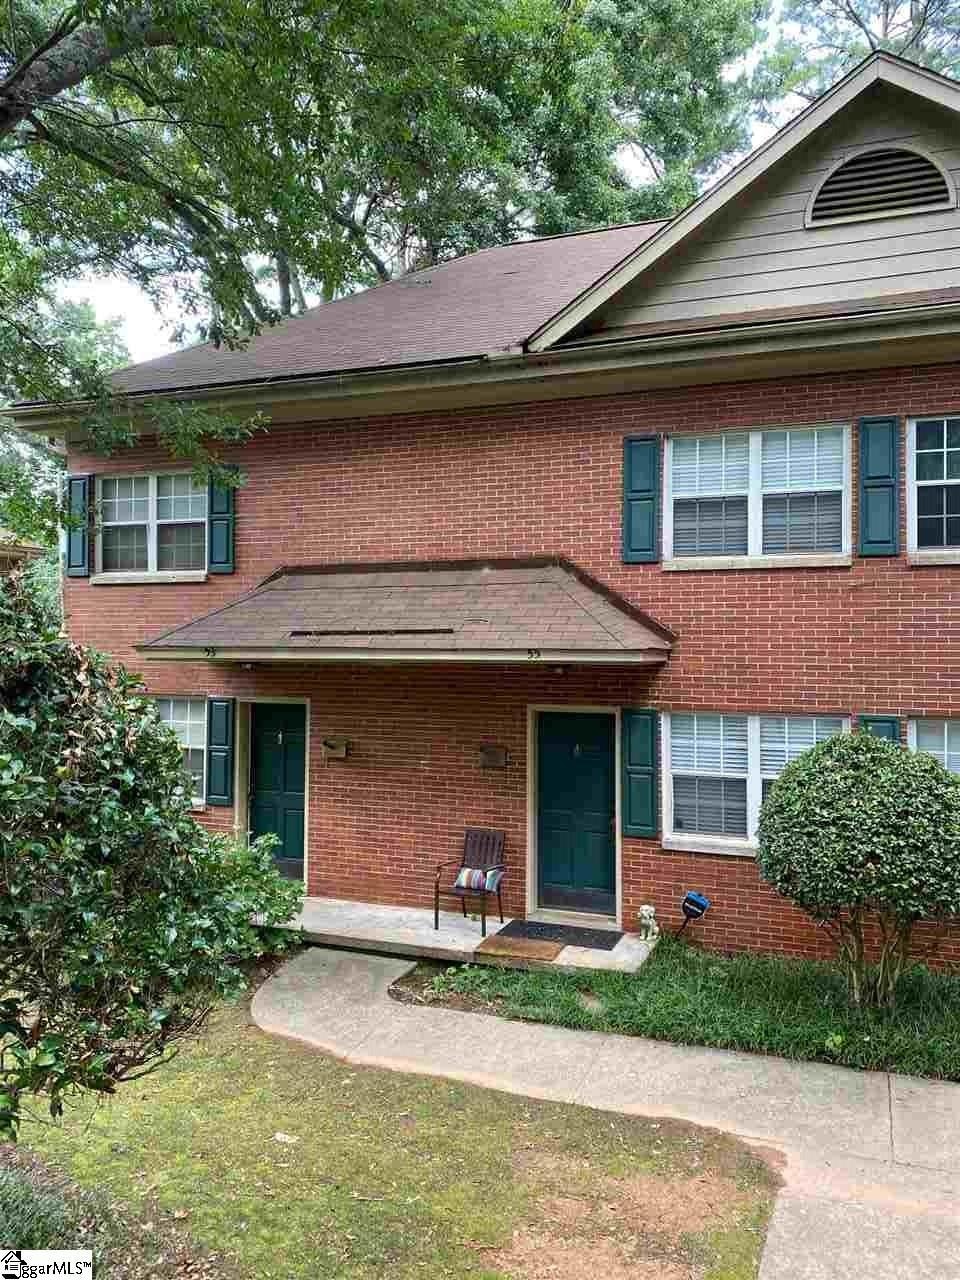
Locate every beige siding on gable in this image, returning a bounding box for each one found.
[591,86,960,334]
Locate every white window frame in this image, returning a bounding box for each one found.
[94,472,208,582]
[906,416,960,565]
[907,718,960,774]
[661,712,851,856]
[663,424,852,571]
[155,696,208,806]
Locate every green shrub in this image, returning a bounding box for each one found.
[0,1168,76,1249]
[0,573,303,1138]
[757,731,960,1007]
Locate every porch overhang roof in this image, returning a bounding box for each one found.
[137,557,674,665]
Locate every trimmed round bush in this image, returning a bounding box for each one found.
[757,731,960,1007]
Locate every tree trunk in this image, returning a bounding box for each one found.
[290,265,307,314]
[0,9,178,139]
[276,253,292,317]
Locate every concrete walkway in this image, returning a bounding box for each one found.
[251,947,960,1280]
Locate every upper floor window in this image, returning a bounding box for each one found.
[155,697,207,800]
[909,718,960,774]
[807,148,953,227]
[97,474,207,574]
[664,427,850,565]
[907,417,960,556]
[663,712,848,850]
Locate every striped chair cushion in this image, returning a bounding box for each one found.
[454,866,504,892]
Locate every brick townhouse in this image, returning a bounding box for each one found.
[18,51,960,958]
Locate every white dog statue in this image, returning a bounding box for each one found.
[637,904,660,941]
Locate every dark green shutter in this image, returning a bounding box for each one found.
[622,709,658,836]
[207,478,236,574]
[622,437,660,563]
[858,715,901,743]
[64,475,92,577]
[206,697,236,805]
[858,417,899,556]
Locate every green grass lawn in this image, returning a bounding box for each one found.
[397,937,960,1080]
[20,992,777,1280]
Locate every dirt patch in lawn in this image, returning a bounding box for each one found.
[389,962,500,1015]
[502,1143,759,1280]
[489,1229,690,1280]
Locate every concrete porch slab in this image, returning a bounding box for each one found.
[291,896,653,973]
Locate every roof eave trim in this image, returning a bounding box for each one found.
[3,354,489,431]
[525,51,960,353]
[13,297,960,437]
[544,298,960,356]
[134,646,670,665]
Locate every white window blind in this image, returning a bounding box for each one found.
[761,428,844,491]
[760,716,845,773]
[912,719,960,774]
[156,697,207,799]
[666,712,848,845]
[670,713,749,774]
[665,426,850,561]
[671,434,749,497]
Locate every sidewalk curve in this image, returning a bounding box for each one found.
[251,947,960,1280]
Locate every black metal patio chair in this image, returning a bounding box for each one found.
[433,827,506,937]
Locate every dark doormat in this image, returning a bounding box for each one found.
[496,918,623,951]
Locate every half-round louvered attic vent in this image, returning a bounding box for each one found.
[807,147,954,226]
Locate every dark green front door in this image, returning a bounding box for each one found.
[250,703,306,881]
[537,711,616,914]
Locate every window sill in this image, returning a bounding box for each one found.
[662,554,852,572]
[661,834,757,858]
[908,550,960,567]
[90,571,208,585]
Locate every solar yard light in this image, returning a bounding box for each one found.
[675,891,711,937]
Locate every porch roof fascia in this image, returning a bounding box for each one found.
[135,645,670,665]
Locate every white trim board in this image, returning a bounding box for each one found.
[526,705,622,927]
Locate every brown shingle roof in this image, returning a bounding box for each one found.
[110,223,665,396]
[138,557,674,664]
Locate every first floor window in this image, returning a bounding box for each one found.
[909,719,960,774]
[666,426,849,560]
[156,697,207,800]
[98,473,207,573]
[759,715,845,801]
[669,713,749,835]
[665,712,848,843]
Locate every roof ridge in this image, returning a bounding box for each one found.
[344,219,672,287]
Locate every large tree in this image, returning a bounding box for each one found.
[768,1,960,103]
[0,299,128,545]
[0,0,768,323]
[0,0,767,538]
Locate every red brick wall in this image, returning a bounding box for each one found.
[64,361,960,963]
